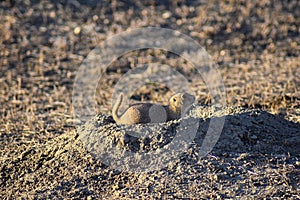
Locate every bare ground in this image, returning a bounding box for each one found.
[0,0,300,199]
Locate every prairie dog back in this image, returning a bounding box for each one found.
[112,93,195,125]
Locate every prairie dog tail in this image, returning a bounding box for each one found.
[112,93,123,123]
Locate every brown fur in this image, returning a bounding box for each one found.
[112,93,195,125]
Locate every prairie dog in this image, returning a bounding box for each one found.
[112,93,195,125]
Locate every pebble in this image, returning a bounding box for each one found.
[74,27,81,35]
[250,135,258,140]
[162,11,171,19]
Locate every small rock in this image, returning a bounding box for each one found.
[250,135,258,140]
[87,196,92,200]
[74,26,81,35]
[162,11,172,19]
[49,11,56,18]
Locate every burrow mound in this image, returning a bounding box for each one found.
[2,106,299,198]
[78,105,300,171]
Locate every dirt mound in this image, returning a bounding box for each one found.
[79,105,300,165]
[2,106,299,198]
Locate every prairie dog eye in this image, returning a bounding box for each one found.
[173,98,177,102]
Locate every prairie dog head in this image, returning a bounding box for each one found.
[169,92,195,114]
